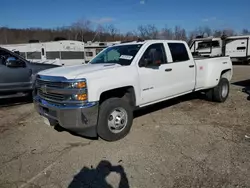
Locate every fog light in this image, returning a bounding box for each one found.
[76,93,87,101]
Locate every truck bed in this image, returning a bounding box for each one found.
[194,56,232,91]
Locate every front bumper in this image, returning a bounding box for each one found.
[33,96,99,137]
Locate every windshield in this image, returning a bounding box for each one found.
[90,44,143,65]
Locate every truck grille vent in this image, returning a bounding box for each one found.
[36,79,71,88]
[36,79,70,102]
[37,88,67,101]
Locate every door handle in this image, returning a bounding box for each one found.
[165,68,172,72]
[189,65,194,68]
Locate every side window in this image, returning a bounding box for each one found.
[168,43,189,62]
[27,52,41,59]
[46,51,60,59]
[86,51,93,57]
[212,41,220,47]
[96,48,103,54]
[61,52,84,59]
[139,43,167,66]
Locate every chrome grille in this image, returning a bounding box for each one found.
[36,79,71,88]
[37,88,67,101]
[36,79,70,102]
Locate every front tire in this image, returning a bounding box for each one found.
[97,98,133,141]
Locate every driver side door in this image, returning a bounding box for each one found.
[0,49,32,92]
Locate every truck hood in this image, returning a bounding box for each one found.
[28,62,61,74]
[38,63,121,79]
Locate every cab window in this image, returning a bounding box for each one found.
[168,43,190,62]
[139,43,167,66]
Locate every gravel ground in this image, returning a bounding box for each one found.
[0,65,250,188]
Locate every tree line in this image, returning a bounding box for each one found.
[0,19,250,45]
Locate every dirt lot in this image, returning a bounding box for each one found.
[0,65,250,188]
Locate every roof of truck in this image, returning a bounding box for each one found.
[115,39,186,46]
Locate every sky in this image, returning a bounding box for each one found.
[0,0,249,33]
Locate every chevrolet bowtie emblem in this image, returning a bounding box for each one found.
[41,85,47,94]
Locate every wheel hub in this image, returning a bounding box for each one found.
[108,107,128,133]
[221,83,228,98]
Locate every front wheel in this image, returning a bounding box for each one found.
[97,98,133,141]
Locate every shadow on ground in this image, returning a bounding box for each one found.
[68,160,130,188]
[134,92,201,118]
[232,79,250,100]
[54,92,203,139]
[0,96,33,108]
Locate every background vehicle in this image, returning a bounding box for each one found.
[1,40,85,66]
[0,47,60,99]
[84,41,121,63]
[33,40,233,141]
[1,40,121,66]
[190,35,250,64]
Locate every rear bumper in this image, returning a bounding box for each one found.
[33,96,99,137]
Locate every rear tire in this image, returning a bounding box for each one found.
[97,98,133,141]
[206,78,230,102]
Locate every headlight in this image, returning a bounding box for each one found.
[71,81,86,89]
[70,79,87,101]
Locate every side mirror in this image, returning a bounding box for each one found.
[6,57,24,67]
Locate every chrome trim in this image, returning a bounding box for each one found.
[33,96,99,137]
[38,86,87,95]
[34,95,98,109]
[37,75,86,82]
[35,95,89,105]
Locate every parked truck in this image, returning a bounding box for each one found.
[0,47,60,99]
[33,40,233,141]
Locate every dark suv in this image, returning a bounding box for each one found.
[0,47,60,99]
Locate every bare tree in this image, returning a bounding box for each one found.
[106,24,119,40]
[174,26,187,41]
[242,29,250,35]
[0,21,248,45]
[222,29,236,36]
[213,30,223,37]
[70,19,92,42]
[158,26,174,40]
[137,24,158,39]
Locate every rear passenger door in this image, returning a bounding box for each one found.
[164,42,196,95]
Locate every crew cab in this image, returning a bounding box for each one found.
[33,40,233,141]
[0,47,60,99]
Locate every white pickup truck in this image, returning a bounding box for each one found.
[33,40,233,141]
